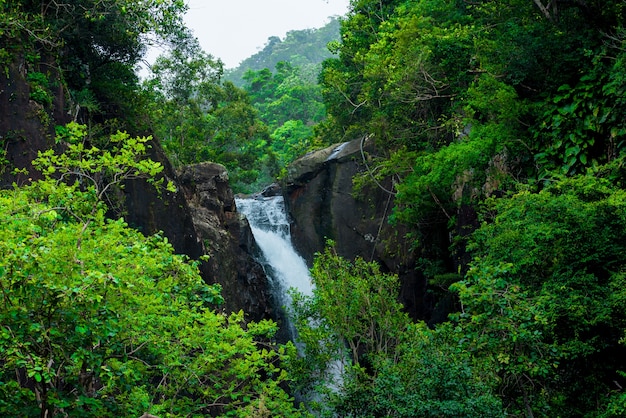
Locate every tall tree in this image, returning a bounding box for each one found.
[1,0,190,125]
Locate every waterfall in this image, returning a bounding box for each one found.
[235,195,313,338]
[237,194,344,407]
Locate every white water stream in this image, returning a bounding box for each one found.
[235,195,313,320]
[236,195,344,407]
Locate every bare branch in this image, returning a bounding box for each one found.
[532,0,554,21]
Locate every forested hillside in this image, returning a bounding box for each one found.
[1,0,626,416]
[0,1,303,416]
[224,17,341,87]
[146,18,342,192]
[288,0,626,416]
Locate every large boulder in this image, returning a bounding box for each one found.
[283,137,432,320]
[178,163,272,321]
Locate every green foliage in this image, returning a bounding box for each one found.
[35,122,175,219]
[287,1,625,415]
[143,39,274,193]
[243,62,326,168]
[26,71,53,106]
[244,62,326,129]
[4,0,626,414]
[320,0,470,145]
[0,124,305,417]
[289,244,409,410]
[326,168,626,417]
[535,43,626,177]
[361,322,503,418]
[1,0,191,125]
[381,73,528,263]
[455,172,626,415]
[470,174,626,287]
[601,372,626,418]
[294,171,626,416]
[309,244,408,363]
[451,263,562,415]
[146,43,331,192]
[225,17,341,86]
[290,243,503,417]
[322,0,626,207]
[270,120,314,168]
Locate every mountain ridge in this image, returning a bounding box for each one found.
[224,16,341,86]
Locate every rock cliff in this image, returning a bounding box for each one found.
[282,137,432,320]
[0,58,64,187]
[0,55,272,321]
[178,163,272,321]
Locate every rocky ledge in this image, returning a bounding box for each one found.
[282,136,431,320]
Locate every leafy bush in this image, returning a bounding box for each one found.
[458,172,626,415]
[290,244,503,417]
[26,71,53,106]
[0,124,306,417]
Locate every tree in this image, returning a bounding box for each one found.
[453,171,626,415]
[1,0,191,125]
[225,17,341,87]
[243,62,326,129]
[321,0,626,307]
[143,39,273,192]
[289,244,409,411]
[242,62,326,170]
[0,123,306,417]
[270,120,314,168]
[289,244,503,417]
[534,32,626,176]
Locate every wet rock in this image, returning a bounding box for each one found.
[261,183,282,197]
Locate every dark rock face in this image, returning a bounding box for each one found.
[261,182,282,197]
[0,57,66,187]
[123,142,205,263]
[178,163,272,321]
[283,137,430,320]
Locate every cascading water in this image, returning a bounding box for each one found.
[237,194,344,408]
[235,195,313,340]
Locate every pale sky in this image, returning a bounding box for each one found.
[184,0,351,68]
